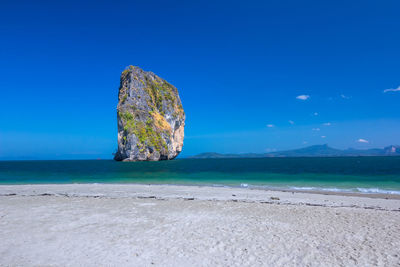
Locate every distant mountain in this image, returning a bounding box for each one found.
[266,144,343,157]
[188,144,400,158]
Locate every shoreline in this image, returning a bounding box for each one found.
[1,182,400,199]
[1,183,399,211]
[1,180,400,199]
[273,187,400,200]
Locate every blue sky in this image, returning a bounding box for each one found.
[1,0,400,159]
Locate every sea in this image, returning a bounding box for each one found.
[1,157,400,195]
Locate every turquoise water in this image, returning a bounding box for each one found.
[1,157,400,194]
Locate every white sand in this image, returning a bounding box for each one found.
[0,184,399,266]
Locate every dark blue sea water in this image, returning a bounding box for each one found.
[1,157,400,194]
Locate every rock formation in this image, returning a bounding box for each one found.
[114,66,185,161]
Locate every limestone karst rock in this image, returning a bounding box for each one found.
[114,66,185,161]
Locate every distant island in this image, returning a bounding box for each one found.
[188,144,400,158]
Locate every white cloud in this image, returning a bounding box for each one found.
[321,136,326,138]
[357,138,369,143]
[341,94,351,99]
[266,124,275,128]
[323,122,331,126]
[383,86,400,93]
[303,141,308,144]
[288,120,294,125]
[312,128,320,131]
[296,95,310,100]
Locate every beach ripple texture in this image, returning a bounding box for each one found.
[114,66,185,161]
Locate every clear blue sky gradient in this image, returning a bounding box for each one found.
[1,0,400,159]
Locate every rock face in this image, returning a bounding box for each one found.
[114,66,185,161]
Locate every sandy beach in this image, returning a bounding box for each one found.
[1,184,399,266]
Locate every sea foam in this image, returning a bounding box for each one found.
[231,184,400,195]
